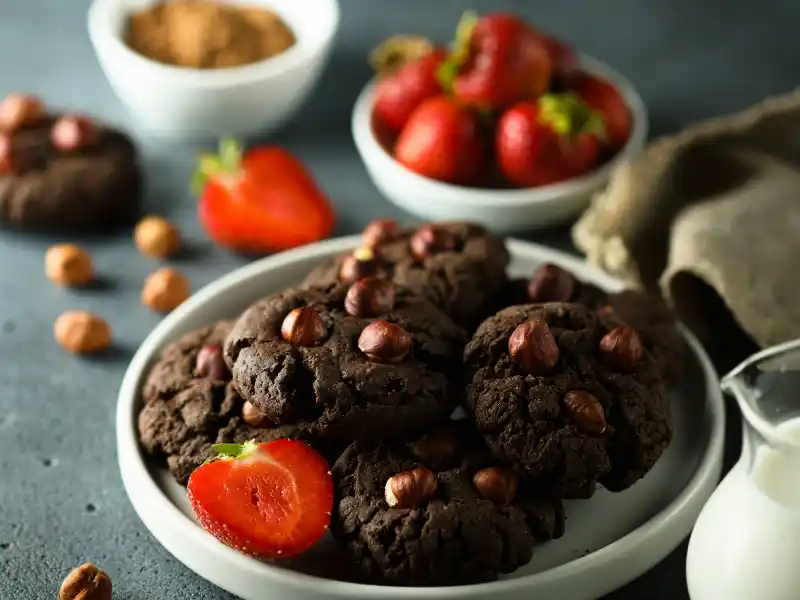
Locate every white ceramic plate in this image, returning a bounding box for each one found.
[117,237,724,600]
[351,55,648,234]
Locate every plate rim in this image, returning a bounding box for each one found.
[117,235,725,599]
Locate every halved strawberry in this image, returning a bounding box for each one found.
[187,439,333,559]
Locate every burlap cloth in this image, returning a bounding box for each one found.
[572,90,800,349]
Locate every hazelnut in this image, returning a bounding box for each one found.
[51,115,97,151]
[339,246,386,283]
[362,218,399,248]
[508,320,559,375]
[408,423,460,467]
[409,224,458,261]
[45,244,94,287]
[54,311,111,355]
[563,390,607,436]
[242,401,270,427]
[344,277,396,317]
[599,326,643,373]
[141,267,190,313]
[0,93,44,131]
[0,132,11,174]
[134,215,181,259]
[526,263,576,303]
[281,307,327,346]
[358,320,412,363]
[384,466,438,508]
[59,562,112,600]
[473,467,519,505]
[194,345,228,380]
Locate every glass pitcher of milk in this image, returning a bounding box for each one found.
[687,339,800,600]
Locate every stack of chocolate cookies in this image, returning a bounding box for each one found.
[137,219,685,586]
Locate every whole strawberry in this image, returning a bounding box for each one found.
[496,93,603,187]
[394,96,487,185]
[572,71,632,150]
[187,439,333,559]
[440,12,553,110]
[373,45,447,134]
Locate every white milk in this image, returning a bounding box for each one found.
[687,419,800,600]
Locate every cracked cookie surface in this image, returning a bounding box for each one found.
[224,284,467,441]
[464,303,671,498]
[330,422,562,586]
[301,221,509,324]
[138,321,326,484]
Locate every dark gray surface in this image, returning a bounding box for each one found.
[0,0,789,597]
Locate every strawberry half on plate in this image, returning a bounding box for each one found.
[187,439,334,560]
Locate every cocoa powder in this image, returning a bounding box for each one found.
[125,0,296,69]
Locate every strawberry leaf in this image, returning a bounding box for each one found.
[369,35,434,77]
[212,443,244,458]
[191,137,244,194]
[437,10,478,95]
[538,93,604,139]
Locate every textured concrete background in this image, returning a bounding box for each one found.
[0,0,795,597]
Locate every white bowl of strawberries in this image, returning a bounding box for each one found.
[352,12,648,233]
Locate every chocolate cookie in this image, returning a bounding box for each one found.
[301,220,510,324]
[0,114,141,231]
[464,303,671,498]
[330,421,562,586]
[138,321,323,484]
[224,282,467,442]
[598,290,686,387]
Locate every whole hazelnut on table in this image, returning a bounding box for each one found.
[194,345,228,380]
[51,115,97,151]
[361,218,399,248]
[344,277,396,317]
[385,466,438,508]
[45,244,94,287]
[339,246,386,283]
[358,320,412,363]
[473,467,519,505]
[563,390,607,436]
[508,320,559,375]
[59,562,112,600]
[281,307,327,346]
[409,224,457,261]
[0,93,44,131]
[599,326,644,373]
[526,263,576,303]
[242,401,271,427]
[134,215,182,259]
[54,311,111,354]
[141,267,190,313]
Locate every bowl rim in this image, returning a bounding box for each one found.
[87,0,341,87]
[117,235,724,599]
[351,54,649,206]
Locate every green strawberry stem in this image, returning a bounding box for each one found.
[206,439,259,463]
[369,35,435,77]
[436,10,478,95]
[538,93,607,141]
[191,137,243,194]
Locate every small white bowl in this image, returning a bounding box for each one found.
[352,55,648,233]
[88,0,340,140]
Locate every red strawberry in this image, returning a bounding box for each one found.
[193,138,335,255]
[440,12,552,110]
[187,439,334,559]
[541,35,578,88]
[572,71,632,150]
[373,49,447,134]
[394,96,487,185]
[496,93,603,187]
